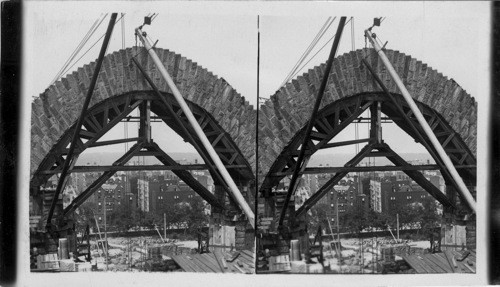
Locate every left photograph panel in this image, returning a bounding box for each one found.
[25,6,257,274]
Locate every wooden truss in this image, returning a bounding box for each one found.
[33,91,254,222]
[262,93,476,226]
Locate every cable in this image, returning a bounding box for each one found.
[285,17,336,85]
[351,17,355,52]
[121,13,126,49]
[60,14,125,78]
[279,17,336,88]
[50,14,108,86]
[289,18,352,82]
[51,14,104,84]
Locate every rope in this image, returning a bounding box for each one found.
[59,14,125,79]
[288,17,352,82]
[279,17,336,88]
[121,13,126,49]
[351,17,355,52]
[50,14,108,86]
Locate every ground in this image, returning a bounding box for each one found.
[319,237,430,274]
[88,236,200,272]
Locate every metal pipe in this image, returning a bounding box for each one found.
[365,30,476,213]
[135,28,255,228]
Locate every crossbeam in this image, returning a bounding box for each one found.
[63,142,143,216]
[145,142,223,209]
[271,164,476,177]
[296,142,375,218]
[131,58,233,193]
[379,143,454,208]
[40,164,247,174]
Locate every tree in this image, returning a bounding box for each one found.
[415,198,441,250]
[75,201,98,231]
[307,203,330,236]
[184,196,209,236]
[107,203,143,233]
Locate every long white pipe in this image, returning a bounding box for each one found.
[135,28,255,228]
[365,30,476,213]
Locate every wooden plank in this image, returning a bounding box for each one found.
[215,249,228,270]
[208,252,225,273]
[237,251,254,266]
[197,254,219,273]
[424,254,448,273]
[452,251,475,274]
[233,264,247,274]
[416,256,439,273]
[463,262,476,273]
[402,256,423,273]
[403,255,432,273]
[240,250,255,259]
[188,255,216,273]
[194,255,218,273]
[432,253,454,273]
[171,255,194,272]
[171,255,202,272]
[201,253,220,270]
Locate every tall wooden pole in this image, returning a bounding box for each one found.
[47,13,118,228]
[397,213,400,242]
[279,17,347,229]
[104,194,108,271]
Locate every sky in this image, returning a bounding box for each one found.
[19,2,491,285]
[23,2,490,159]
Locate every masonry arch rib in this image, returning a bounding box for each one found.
[258,48,477,190]
[31,47,256,182]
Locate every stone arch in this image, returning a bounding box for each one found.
[31,47,256,182]
[30,47,257,250]
[258,48,477,190]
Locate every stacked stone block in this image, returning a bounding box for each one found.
[258,48,477,189]
[30,47,256,181]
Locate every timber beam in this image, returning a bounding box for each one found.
[278,17,347,228]
[379,143,455,208]
[145,142,223,209]
[271,164,476,177]
[295,142,376,218]
[63,142,144,216]
[40,164,248,174]
[47,14,118,228]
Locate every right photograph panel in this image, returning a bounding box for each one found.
[256,11,485,275]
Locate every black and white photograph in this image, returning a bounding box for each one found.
[6,1,493,286]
